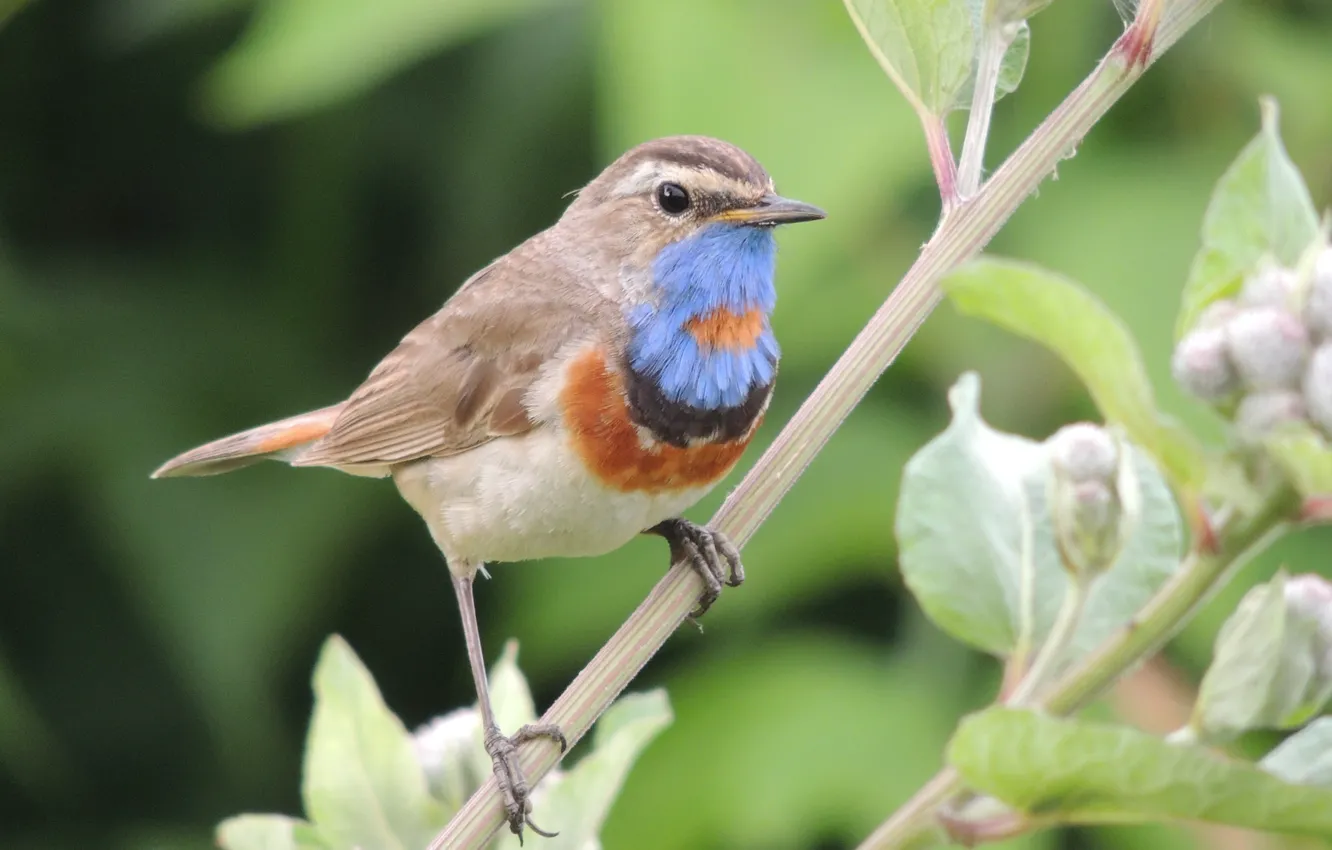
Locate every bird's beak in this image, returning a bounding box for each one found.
[715,193,827,227]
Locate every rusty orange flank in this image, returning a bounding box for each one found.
[559,347,756,493]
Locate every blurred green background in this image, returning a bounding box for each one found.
[2,0,1331,848]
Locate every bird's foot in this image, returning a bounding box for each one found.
[647,518,744,620]
[484,722,568,843]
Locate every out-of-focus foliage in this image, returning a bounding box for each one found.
[950,708,1332,836]
[1262,717,1332,787]
[215,637,669,850]
[0,1,1329,849]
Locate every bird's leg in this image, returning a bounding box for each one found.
[645,518,744,619]
[450,572,567,842]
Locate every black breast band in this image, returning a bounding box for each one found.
[623,367,774,448]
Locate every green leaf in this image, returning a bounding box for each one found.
[302,636,446,850]
[1266,423,1332,497]
[1192,574,1290,738]
[842,0,1027,118]
[943,257,1208,490]
[493,691,674,850]
[897,372,1046,656]
[996,21,1030,98]
[217,815,326,850]
[1261,718,1332,787]
[949,707,1332,837]
[1176,97,1320,338]
[896,373,1181,662]
[842,0,976,117]
[202,0,554,127]
[1193,572,1332,739]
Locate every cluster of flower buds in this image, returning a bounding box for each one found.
[1046,423,1128,579]
[1172,249,1332,444]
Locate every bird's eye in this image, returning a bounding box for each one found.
[655,182,691,215]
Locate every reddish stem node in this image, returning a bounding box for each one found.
[1187,496,1221,556]
[939,809,1032,846]
[923,116,960,212]
[1113,0,1162,69]
[1300,495,1332,524]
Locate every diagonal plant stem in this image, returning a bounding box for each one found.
[432,1,1223,846]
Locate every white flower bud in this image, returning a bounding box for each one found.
[1197,298,1241,330]
[1284,572,1332,698]
[1285,574,1332,647]
[1239,264,1297,309]
[1304,344,1332,439]
[1234,390,1306,444]
[1172,327,1238,402]
[1225,306,1310,391]
[1303,249,1332,342]
[1051,479,1122,579]
[413,707,486,808]
[1046,424,1125,578]
[1047,422,1119,483]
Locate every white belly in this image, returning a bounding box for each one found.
[392,427,714,574]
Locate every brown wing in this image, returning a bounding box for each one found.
[294,255,606,469]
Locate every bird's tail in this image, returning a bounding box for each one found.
[151,404,344,478]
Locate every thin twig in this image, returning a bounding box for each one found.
[1006,575,1092,706]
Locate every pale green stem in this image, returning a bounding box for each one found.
[1010,471,1040,679]
[433,1,1224,846]
[957,19,1016,197]
[1006,574,1092,707]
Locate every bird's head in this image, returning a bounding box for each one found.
[565,136,824,413]
[567,135,825,270]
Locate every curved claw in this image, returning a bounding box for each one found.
[646,518,744,619]
[513,722,568,753]
[522,812,559,842]
[484,722,567,841]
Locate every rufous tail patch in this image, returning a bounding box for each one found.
[152,404,342,478]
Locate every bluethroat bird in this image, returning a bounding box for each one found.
[152,136,824,839]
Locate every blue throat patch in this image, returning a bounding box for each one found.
[627,223,780,410]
